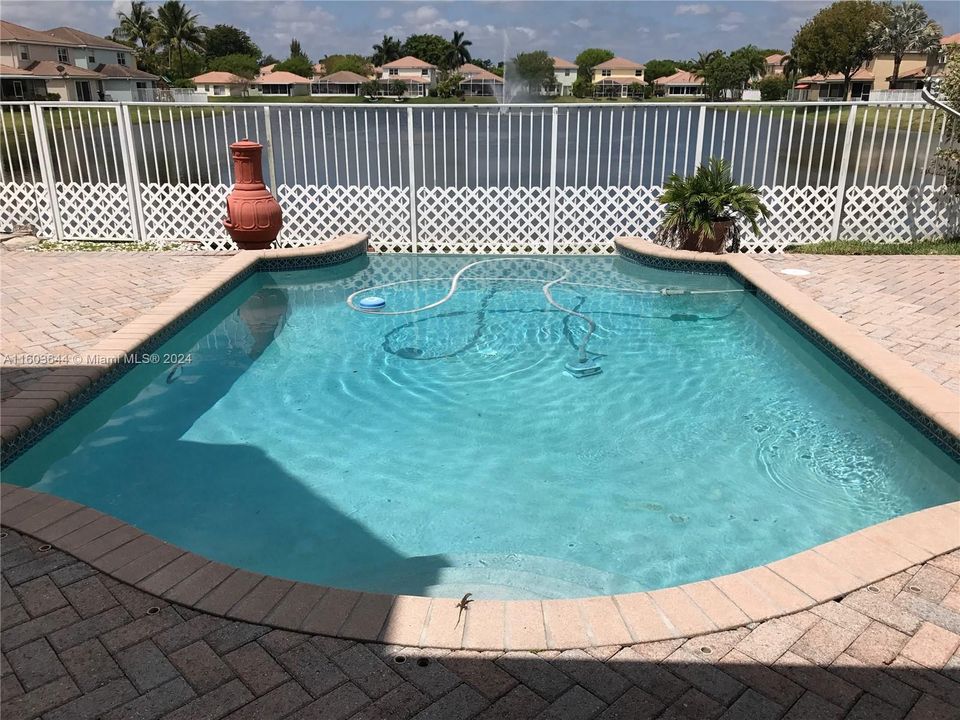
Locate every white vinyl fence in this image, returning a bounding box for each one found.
[0,100,957,253]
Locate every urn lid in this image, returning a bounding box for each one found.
[230,139,262,150]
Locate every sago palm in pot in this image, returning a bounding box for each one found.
[657,158,770,253]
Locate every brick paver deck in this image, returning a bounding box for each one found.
[758,255,960,396]
[2,529,959,719]
[0,251,229,400]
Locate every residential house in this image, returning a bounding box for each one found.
[254,69,310,96]
[763,54,787,77]
[0,20,158,101]
[311,70,368,96]
[796,32,956,101]
[549,57,577,96]
[591,57,645,98]
[654,70,704,97]
[192,71,251,97]
[887,32,959,90]
[378,56,437,97]
[457,63,503,98]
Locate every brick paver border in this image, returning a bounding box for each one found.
[1,236,957,652]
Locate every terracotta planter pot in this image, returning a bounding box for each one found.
[223,140,282,250]
[679,220,734,254]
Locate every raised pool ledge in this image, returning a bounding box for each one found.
[0,233,370,464]
[615,237,960,459]
[1,484,957,651]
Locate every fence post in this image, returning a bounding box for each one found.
[116,104,145,243]
[29,103,64,241]
[831,104,858,241]
[548,106,559,254]
[406,106,418,253]
[262,106,277,190]
[693,105,707,168]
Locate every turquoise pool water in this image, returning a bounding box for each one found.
[5,255,957,599]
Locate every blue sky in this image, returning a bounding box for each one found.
[3,1,958,63]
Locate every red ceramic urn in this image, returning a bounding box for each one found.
[223,140,282,250]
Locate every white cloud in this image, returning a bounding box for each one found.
[376,8,394,20]
[665,32,682,41]
[405,5,441,24]
[718,11,745,32]
[570,18,591,29]
[675,4,712,15]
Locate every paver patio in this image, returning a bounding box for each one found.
[2,528,959,719]
[0,250,229,400]
[757,255,960,396]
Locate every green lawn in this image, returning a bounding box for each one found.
[786,238,960,255]
[1,104,222,138]
[209,95,501,105]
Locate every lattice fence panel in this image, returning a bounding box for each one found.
[140,183,232,248]
[554,186,663,254]
[277,185,411,252]
[737,186,837,252]
[56,183,133,240]
[0,182,53,237]
[841,186,960,242]
[416,187,552,254]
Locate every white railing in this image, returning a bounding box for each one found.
[0,100,957,252]
[871,89,923,103]
[132,88,209,103]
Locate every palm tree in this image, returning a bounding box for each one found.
[782,54,800,84]
[690,50,723,100]
[871,1,943,84]
[447,30,472,69]
[114,0,155,48]
[371,35,401,66]
[690,50,723,79]
[153,0,205,78]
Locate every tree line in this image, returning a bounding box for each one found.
[111,0,943,101]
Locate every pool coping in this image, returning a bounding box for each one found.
[2,488,957,651]
[1,236,958,651]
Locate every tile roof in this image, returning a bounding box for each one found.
[594,76,646,85]
[0,20,63,45]
[654,70,704,86]
[94,63,158,80]
[551,57,578,69]
[942,32,960,45]
[192,71,248,84]
[798,68,875,83]
[382,55,436,69]
[256,70,311,85]
[457,63,503,82]
[43,26,130,51]
[891,66,943,80]
[0,63,34,76]
[315,70,368,84]
[593,56,645,70]
[16,60,103,79]
[765,54,785,64]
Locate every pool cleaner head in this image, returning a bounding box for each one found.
[358,296,386,310]
[565,357,602,378]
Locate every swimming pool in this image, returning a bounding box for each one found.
[5,254,957,599]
